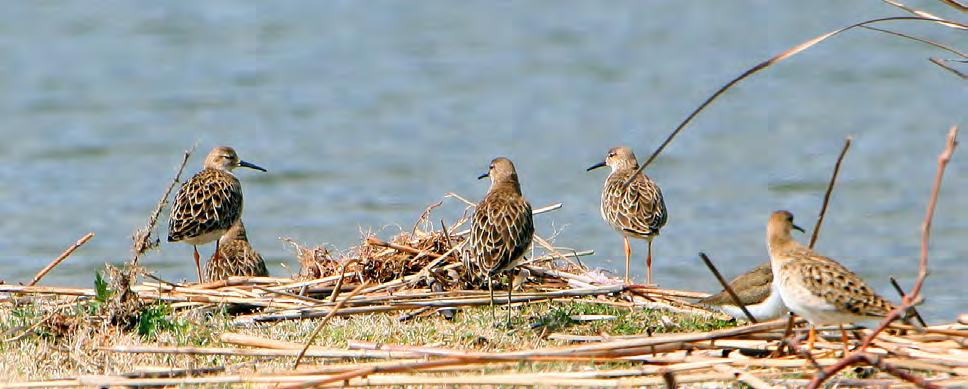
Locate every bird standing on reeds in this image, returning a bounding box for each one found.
[205,221,269,282]
[469,157,534,327]
[168,146,267,283]
[765,210,895,350]
[698,262,787,322]
[588,146,667,285]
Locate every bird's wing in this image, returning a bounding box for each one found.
[796,259,895,317]
[168,170,243,242]
[471,192,534,276]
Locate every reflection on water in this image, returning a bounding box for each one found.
[0,2,964,321]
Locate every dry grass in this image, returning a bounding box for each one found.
[0,298,731,382]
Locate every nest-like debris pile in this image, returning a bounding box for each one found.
[285,239,339,280]
[290,197,486,291]
[358,230,463,285]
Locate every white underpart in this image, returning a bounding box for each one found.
[182,229,227,246]
[717,290,788,322]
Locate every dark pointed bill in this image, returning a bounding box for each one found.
[586,161,607,171]
[792,224,805,233]
[239,160,268,172]
[477,172,489,180]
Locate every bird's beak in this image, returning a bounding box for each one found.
[792,224,805,233]
[587,161,607,172]
[477,172,489,180]
[239,160,267,172]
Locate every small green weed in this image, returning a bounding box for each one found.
[137,303,185,340]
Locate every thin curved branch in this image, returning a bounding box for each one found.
[629,16,968,183]
[860,26,967,58]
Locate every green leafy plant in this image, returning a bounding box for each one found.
[94,271,113,304]
[137,303,181,340]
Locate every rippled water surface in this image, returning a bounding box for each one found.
[0,2,964,321]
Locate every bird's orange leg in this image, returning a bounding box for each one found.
[623,236,632,285]
[193,245,203,284]
[646,238,654,286]
[840,325,850,355]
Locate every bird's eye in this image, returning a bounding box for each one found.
[489,165,495,169]
[608,153,616,157]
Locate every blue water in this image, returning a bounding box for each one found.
[0,2,964,322]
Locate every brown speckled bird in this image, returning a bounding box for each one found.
[588,146,667,285]
[766,210,895,349]
[699,262,787,322]
[168,146,266,283]
[469,157,534,326]
[205,221,269,282]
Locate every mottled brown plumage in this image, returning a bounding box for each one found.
[469,157,534,326]
[588,146,667,284]
[699,262,787,321]
[205,221,269,282]
[168,168,243,245]
[168,146,266,282]
[767,210,895,327]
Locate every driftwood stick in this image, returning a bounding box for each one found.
[699,252,757,323]
[810,137,851,248]
[808,125,958,389]
[329,259,359,302]
[28,232,95,286]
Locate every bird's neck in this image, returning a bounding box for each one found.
[766,231,804,266]
[221,223,248,243]
[490,178,522,195]
[609,165,640,180]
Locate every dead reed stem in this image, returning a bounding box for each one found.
[809,137,851,248]
[130,144,195,265]
[27,232,95,286]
